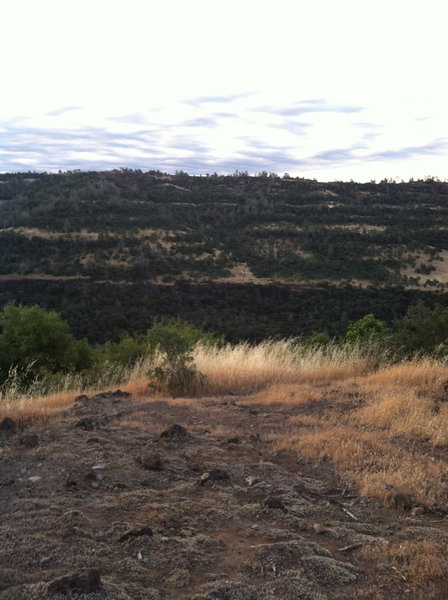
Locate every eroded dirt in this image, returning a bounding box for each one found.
[1,390,448,599]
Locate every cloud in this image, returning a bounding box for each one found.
[46,106,82,117]
[183,92,254,106]
[256,99,364,117]
[368,139,448,161]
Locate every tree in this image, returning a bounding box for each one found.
[394,301,448,355]
[0,304,92,382]
[345,314,389,343]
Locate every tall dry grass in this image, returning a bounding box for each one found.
[0,356,155,426]
[194,339,378,395]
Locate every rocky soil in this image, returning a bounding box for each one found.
[1,389,448,599]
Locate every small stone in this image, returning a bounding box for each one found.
[199,468,229,485]
[28,476,42,483]
[227,437,240,444]
[140,453,163,471]
[249,408,258,415]
[75,418,96,431]
[411,506,425,516]
[313,523,326,534]
[40,556,51,568]
[20,434,39,448]
[74,394,89,403]
[0,417,17,434]
[118,526,153,542]
[245,476,258,487]
[160,423,190,441]
[263,495,287,512]
[47,568,102,594]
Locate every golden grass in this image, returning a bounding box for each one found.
[0,390,75,427]
[248,383,326,406]
[361,540,448,585]
[275,423,448,505]
[194,340,371,395]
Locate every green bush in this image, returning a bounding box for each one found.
[146,318,213,396]
[345,314,390,344]
[0,303,93,384]
[394,301,448,356]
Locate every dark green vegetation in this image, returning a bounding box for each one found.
[0,170,448,344]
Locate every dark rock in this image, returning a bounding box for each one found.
[249,408,258,415]
[111,389,131,398]
[0,417,17,434]
[118,526,153,542]
[46,568,101,594]
[199,468,230,485]
[263,495,287,512]
[140,453,163,471]
[208,468,230,481]
[74,394,89,403]
[160,423,190,441]
[227,436,240,444]
[19,434,39,448]
[91,389,131,401]
[75,417,96,431]
[40,556,51,568]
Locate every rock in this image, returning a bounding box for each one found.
[28,476,42,483]
[313,523,326,534]
[227,437,240,444]
[118,526,153,542]
[40,556,51,568]
[139,453,163,471]
[0,417,17,434]
[75,417,96,431]
[20,434,39,448]
[74,394,89,403]
[199,468,230,485]
[46,568,102,594]
[411,506,425,516]
[245,476,258,487]
[263,495,287,512]
[159,423,190,441]
[91,389,131,401]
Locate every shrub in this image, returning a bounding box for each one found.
[146,318,212,396]
[0,303,93,384]
[345,314,389,344]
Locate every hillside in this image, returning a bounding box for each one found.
[1,170,448,342]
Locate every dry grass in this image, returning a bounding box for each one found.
[0,390,75,428]
[361,540,448,585]
[194,340,372,395]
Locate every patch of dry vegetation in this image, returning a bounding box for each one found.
[194,340,372,395]
[361,540,448,585]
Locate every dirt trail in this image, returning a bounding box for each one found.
[1,390,448,599]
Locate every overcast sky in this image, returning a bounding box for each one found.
[1,0,447,181]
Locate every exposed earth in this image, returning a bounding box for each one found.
[1,389,448,599]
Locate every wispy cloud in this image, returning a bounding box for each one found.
[256,99,364,117]
[368,139,448,161]
[46,106,82,117]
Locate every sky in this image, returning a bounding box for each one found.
[1,0,447,182]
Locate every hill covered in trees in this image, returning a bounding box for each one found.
[0,169,447,343]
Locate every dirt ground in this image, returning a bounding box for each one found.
[1,388,448,599]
